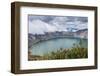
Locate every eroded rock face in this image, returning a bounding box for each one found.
[74,29,88,38]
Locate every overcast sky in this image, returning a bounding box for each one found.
[28,15,88,34]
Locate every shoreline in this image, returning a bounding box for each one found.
[29,37,87,50]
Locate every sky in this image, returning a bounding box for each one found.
[28,15,88,34]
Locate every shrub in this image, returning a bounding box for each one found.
[42,39,88,60]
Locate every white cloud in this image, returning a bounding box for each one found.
[29,19,57,34]
[76,23,87,30]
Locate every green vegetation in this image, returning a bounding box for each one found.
[28,39,88,60]
[42,46,87,60]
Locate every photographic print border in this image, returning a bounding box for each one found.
[11,2,98,74]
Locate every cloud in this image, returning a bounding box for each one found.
[29,15,54,23]
[29,19,57,34]
[28,15,88,34]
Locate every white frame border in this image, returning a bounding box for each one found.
[20,6,95,70]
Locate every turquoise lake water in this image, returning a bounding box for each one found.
[30,38,87,55]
